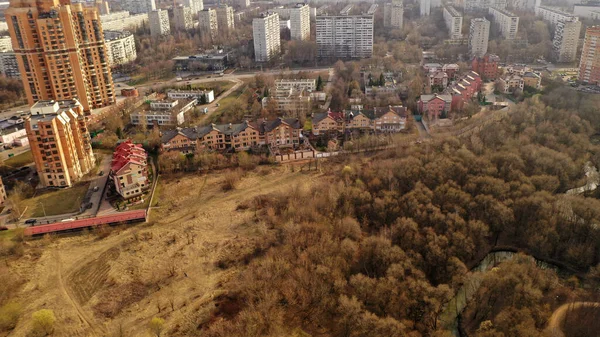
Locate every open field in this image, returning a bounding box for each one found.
[1,150,33,169]
[1,166,321,337]
[23,183,90,217]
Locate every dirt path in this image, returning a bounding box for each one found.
[56,250,106,336]
[545,302,600,337]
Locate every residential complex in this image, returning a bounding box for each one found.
[253,12,281,62]
[472,54,500,80]
[552,18,581,63]
[173,5,194,30]
[313,106,407,135]
[535,6,574,26]
[5,0,115,112]
[181,0,203,15]
[25,99,95,188]
[100,11,148,31]
[275,79,316,92]
[498,74,524,93]
[469,18,490,58]
[316,15,374,59]
[290,3,310,40]
[443,5,463,39]
[420,0,431,16]
[104,30,137,66]
[120,0,156,15]
[574,4,600,20]
[262,86,311,118]
[216,5,235,32]
[488,7,519,39]
[167,89,214,103]
[464,0,507,11]
[111,140,149,199]
[161,118,303,153]
[149,9,170,37]
[384,0,403,29]
[418,94,452,120]
[130,98,196,126]
[578,26,600,84]
[199,8,218,38]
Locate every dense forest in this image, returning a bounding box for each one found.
[189,88,600,337]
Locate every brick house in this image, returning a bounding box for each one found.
[312,110,345,135]
[472,54,500,80]
[522,72,541,89]
[371,106,407,132]
[346,111,373,130]
[111,140,149,199]
[429,71,449,89]
[418,94,452,120]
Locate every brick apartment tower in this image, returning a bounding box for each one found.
[578,26,600,85]
[25,99,95,188]
[5,0,115,112]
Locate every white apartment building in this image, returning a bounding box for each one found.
[104,30,137,66]
[316,15,374,59]
[420,0,431,16]
[509,0,536,10]
[253,12,281,62]
[121,0,156,14]
[290,3,310,40]
[275,79,316,92]
[216,5,235,32]
[0,36,12,51]
[149,9,170,37]
[464,0,507,11]
[101,11,148,31]
[553,18,581,63]
[0,51,20,79]
[469,18,490,58]
[443,5,463,39]
[180,0,204,15]
[384,0,404,29]
[489,7,519,39]
[173,6,194,30]
[199,9,218,38]
[239,0,250,9]
[535,6,574,26]
[574,4,600,20]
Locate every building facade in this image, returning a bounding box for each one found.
[216,5,235,32]
[111,140,148,199]
[535,5,573,26]
[120,0,156,14]
[290,3,310,40]
[472,54,500,80]
[173,5,194,30]
[104,30,137,66]
[553,18,581,63]
[574,4,600,20]
[253,12,281,62]
[443,5,463,39]
[5,0,115,111]
[316,15,373,59]
[578,26,600,84]
[469,18,490,58]
[384,0,403,29]
[488,7,519,39]
[25,99,95,188]
[100,11,148,31]
[199,8,218,39]
[181,0,203,15]
[149,9,170,37]
[420,0,431,16]
[464,0,507,11]
[0,51,20,79]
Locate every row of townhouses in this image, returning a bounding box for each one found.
[312,106,408,135]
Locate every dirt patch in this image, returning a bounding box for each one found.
[198,293,243,330]
[68,247,120,305]
[93,281,149,318]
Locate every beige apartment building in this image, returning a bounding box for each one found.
[25,99,95,188]
[199,8,218,38]
[5,0,115,112]
[216,5,234,32]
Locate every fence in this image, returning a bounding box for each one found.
[274,150,315,162]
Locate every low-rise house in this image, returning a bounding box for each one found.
[418,94,452,120]
[522,72,541,89]
[275,79,316,92]
[160,127,199,153]
[371,106,407,132]
[173,49,231,71]
[442,64,460,79]
[111,140,149,199]
[167,90,215,103]
[429,71,449,89]
[505,64,532,76]
[472,53,500,80]
[498,75,524,93]
[312,110,345,135]
[346,111,373,131]
[130,98,196,126]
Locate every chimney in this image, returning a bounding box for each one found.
[228,123,232,129]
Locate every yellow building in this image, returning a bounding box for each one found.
[25,99,95,188]
[5,0,115,111]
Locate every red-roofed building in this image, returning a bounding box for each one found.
[111,140,149,200]
[472,54,500,80]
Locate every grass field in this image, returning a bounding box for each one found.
[2,150,33,168]
[24,183,90,217]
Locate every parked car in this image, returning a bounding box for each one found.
[93,186,99,192]
[24,219,37,225]
[99,170,104,176]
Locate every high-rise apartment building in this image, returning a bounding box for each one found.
[149,9,170,37]
[578,26,600,84]
[316,14,373,59]
[443,5,463,39]
[100,11,148,31]
[488,7,519,39]
[104,30,137,66]
[95,0,110,15]
[553,18,581,63]
[216,5,235,32]
[290,3,310,40]
[238,0,250,9]
[25,99,95,188]
[464,0,507,12]
[5,0,115,112]
[173,5,194,30]
[120,0,156,15]
[469,18,490,58]
[253,12,281,62]
[420,0,431,16]
[535,6,573,26]
[181,0,203,15]
[384,0,403,29]
[199,8,218,38]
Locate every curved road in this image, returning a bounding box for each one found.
[545,302,600,337]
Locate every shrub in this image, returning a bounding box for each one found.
[149,317,165,336]
[31,309,55,336]
[0,302,21,331]
[221,170,242,191]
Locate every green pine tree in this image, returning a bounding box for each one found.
[316,75,323,91]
